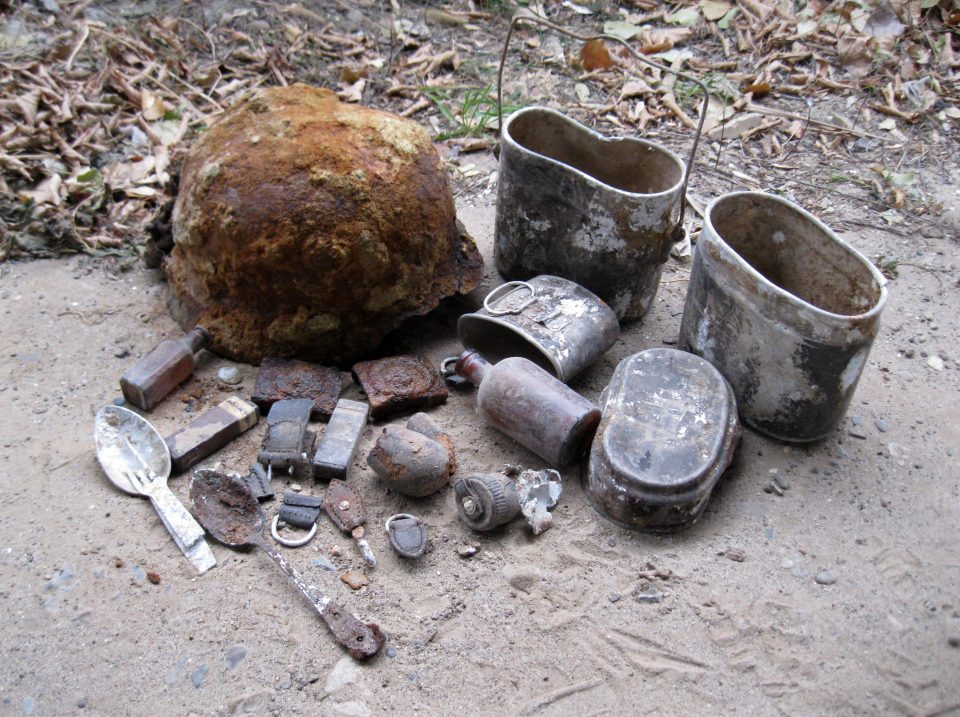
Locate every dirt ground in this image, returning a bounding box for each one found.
[2,0,960,714]
[1,168,960,716]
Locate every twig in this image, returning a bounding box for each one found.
[746,102,888,140]
[779,100,812,161]
[65,24,90,70]
[868,103,919,122]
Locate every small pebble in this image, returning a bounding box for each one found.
[146,571,161,585]
[635,589,663,604]
[848,427,868,440]
[113,348,130,358]
[457,544,478,558]
[850,415,863,426]
[313,556,336,572]
[386,646,397,658]
[948,636,960,648]
[814,569,837,585]
[77,698,87,709]
[330,545,343,557]
[723,548,746,562]
[608,594,621,603]
[131,564,146,584]
[340,570,370,590]
[773,475,791,491]
[291,483,302,492]
[927,356,945,371]
[903,348,915,358]
[225,644,248,669]
[112,397,125,407]
[218,366,242,384]
[191,664,208,688]
[875,419,888,433]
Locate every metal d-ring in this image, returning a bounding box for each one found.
[270,514,317,548]
[484,281,536,316]
[384,513,418,533]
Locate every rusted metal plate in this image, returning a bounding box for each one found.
[320,601,386,660]
[251,357,342,421]
[351,355,448,420]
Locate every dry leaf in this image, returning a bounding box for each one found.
[337,79,366,103]
[103,157,156,190]
[562,0,595,14]
[638,27,693,53]
[140,90,166,121]
[743,82,773,96]
[15,89,41,126]
[701,0,732,21]
[878,118,898,130]
[603,20,642,41]
[864,1,906,38]
[738,0,773,21]
[666,7,701,26]
[19,174,62,206]
[837,37,875,77]
[621,79,655,99]
[581,39,615,71]
[707,112,765,140]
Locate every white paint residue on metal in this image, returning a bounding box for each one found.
[696,315,716,362]
[558,299,588,317]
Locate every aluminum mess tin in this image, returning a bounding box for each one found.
[457,275,619,383]
[494,107,685,321]
[678,191,887,442]
[585,349,741,532]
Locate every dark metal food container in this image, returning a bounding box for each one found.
[457,275,619,383]
[585,349,740,532]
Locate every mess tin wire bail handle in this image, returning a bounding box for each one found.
[495,14,709,232]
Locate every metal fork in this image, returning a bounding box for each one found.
[124,469,216,574]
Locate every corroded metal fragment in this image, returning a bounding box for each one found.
[252,358,342,421]
[166,84,483,364]
[367,426,451,498]
[352,355,448,420]
[312,399,369,481]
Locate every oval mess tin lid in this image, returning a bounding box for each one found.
[585,348,741,532]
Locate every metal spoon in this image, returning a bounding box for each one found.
[94,405,216,574]
[189,469,385,660]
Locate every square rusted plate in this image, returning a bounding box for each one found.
[352,355,448,420]
[251,357,342,421]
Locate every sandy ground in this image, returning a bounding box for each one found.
[1,182,959,717]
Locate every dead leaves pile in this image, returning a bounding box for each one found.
[504,0,958,186]
[1,0,957,259]
[0,1,378,259]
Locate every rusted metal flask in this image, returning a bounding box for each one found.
[454,350,600,468]
[120,327,210,410]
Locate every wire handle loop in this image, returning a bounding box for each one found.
[496,13,709,230]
